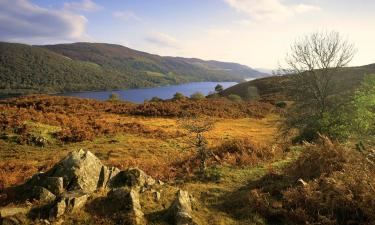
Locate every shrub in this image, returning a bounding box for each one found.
[172,92,186,101]
[215,84,224,92]
[275,101,287,108]
[150,96,163,102]
[108,92,120,101]
[228,94,242,102]
[190,92,205,100]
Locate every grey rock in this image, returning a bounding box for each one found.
[32,186,56,202]
[49,191,88,218]
[43,177,64,196]
[168,190,198,225]
[107,188,146,225]
[109,168,155,189]
[153,190,161,201]
[45,149,105,193]
[98,166,120,189]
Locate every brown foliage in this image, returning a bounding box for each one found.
[248,137,375,224]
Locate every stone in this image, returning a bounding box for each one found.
[109,168,155,189]
[0,207,29,218]
[168,190,198,225]
[107,188,146,225]
[49,191,88,218]
[157,180,165,186]
[98,166,120,189]
[44,149,106,193]
[43,177,64,195]
[32,186,56,202]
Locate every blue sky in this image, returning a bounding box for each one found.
[1,0,375,69]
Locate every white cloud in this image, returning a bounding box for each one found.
[145,32,179,48]
[224,0,321,21]
[0,0,88,42]
[64,0,102,12]
[113,11,141,22]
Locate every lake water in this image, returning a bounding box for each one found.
[57,82,237,103]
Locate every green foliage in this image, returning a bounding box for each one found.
[275,101,287,108]
[227,94,242,102]
[190,92,205,100]
[172,92,186,101]
[0,42,254,96]
[108,92,120,101]
[215,84,224,92]
[246,86,260,100]
[150,96,163,102]
[351,74,375,135]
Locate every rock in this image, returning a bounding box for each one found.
[32,186,56,202]
[107,188,146,225]
[49,191,88,218]
[0,207,29,218]
[44,149,106,193]
[157,180,165,186]
[98,166,120,189]
[168,190,198,225]
[109,168,155,189]
[297,178,308,186]
[43,177,64,195]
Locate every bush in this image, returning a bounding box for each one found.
[150,96,163,102]
[275,101,287,108]
[228,94,242,102]
[172,92,186,101]
[190,92,205,100]
[108,92,120,101]
[247,136,375,224]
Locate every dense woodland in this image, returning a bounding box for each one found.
[0,42,266,96]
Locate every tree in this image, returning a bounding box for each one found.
[215,84,223,93]
[172,92,186,101]
[190,92,205,100]
[108,92,120,101]
[283,31,356,141]
[228,94,242,102]
[181,118,215,178]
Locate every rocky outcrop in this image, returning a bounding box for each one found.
[107,188,146,225]
[31,186,56,203]
[49,191,88,218]
[109,168,155,189]
[168,190,198,225]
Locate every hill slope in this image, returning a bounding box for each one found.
[0,42,267,96]
[221,63,375,101]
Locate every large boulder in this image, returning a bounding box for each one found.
[109,168,155,189]
[44,149,105,193]
[31,186,56,203]
[168,190,198,225]
[107,188,146,225]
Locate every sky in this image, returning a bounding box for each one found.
[0,0,374,69]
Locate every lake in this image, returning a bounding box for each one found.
[57,82,237,103]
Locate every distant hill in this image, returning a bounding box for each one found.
[0,42,267,96]
[220,63,375,101]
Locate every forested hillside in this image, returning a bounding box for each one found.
[0,42,267,96]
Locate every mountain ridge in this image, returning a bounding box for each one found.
[0,42,268,96]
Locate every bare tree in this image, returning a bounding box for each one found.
[283,31,356,140]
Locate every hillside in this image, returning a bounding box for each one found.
[0,42,267,97]
[220,63,375,101]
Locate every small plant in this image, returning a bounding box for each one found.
[150,96,163,102]
[275,101,287,108]
[172,92,186,101]
[190,92,205,100]
[228,94,242,102]
[108,92,120,101]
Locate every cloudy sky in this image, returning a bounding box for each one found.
[1,0,374,69]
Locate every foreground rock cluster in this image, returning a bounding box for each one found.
[0,149,198,225]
